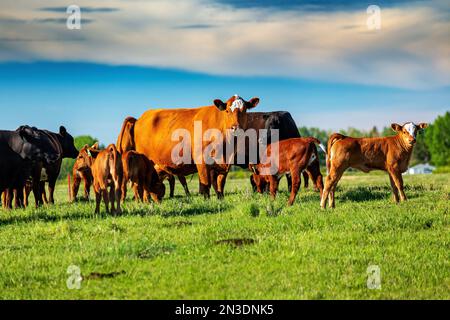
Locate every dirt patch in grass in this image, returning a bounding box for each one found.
[215,238,257,248]
[84,270,126,280]
[162,221,193,228]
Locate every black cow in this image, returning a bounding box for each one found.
[22,126,78,206]
[0,127,59,209]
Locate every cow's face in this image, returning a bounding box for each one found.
[391,122,428,146]
[75,143,99,171]
[214,95,259,134]
[59,126,79,159]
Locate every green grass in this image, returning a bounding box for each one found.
[0,173,448,300]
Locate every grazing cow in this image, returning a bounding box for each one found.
[255,137,325,206]
[71,151,94,202]
[321,122,428,209]
[21,126,78,206]
[132,95,260,198]
[76,144,123,214]
[0,126,59,209]
[117,117,190,198]
[122,151,165,203]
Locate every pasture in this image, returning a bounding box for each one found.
[0,172,448,300]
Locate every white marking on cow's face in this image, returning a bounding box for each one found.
[404,122,417,139]
[230,94,245,113]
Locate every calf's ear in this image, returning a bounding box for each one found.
[214,99,227,111]
[418,123,428,129]
[391,123,402,132]
[246,97,260,110]
[91,142,100,150]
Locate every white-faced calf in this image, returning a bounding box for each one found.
[321,122,428,209]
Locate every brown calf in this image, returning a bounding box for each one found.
[76,143,123,214]
[321,122,428,209]
[122,151,165,203]
[71,152,94,202]
[256,137,325,206]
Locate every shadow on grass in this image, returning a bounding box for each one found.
[339,185,420,202]
[0,195,232,228]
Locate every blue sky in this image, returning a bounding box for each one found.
[0,0,448,144]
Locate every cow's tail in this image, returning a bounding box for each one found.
[108,144,123,184]
[326,133,346,174]
[305,137,327,167]
[116,117,137,154]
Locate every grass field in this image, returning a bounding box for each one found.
[0,172,448,300]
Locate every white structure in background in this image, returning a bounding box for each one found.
[407,163,436,175]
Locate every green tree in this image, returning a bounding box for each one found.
[59,135,99,180]
[425,112,450,166]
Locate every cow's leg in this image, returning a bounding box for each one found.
[302,171,309,189]
[12,188,20,209]
[72,175,81,202]
[137,184,144,202]
[94,188,102,214]
[32,181,41,208]
[321,163,345,209]
[23,184,31,208]
[6,189,13,209]
[217,172,228,199]
[167,175,175,198]
[210,170,220,198]
[288,170,301,206]
[102,189,110,214]
[388,174,400,203]
[197,164,211,199]
[211,170,226,200]
[178,175,191,197]
[268,175,279,200]
[84,176,92,201]
[114,179,122,214]
[121,178,128,202]
[389,169,407,202]
[286,174,293,192]
[47,177,57,204]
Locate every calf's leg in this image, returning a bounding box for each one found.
[168,175,175,198]
[288,170,301,206]
[178,175,191,196]
[388,174,400,203]
[72,175,81,202]
[388,169,407,202]
[268,175,279,200]
[321,164,345,209]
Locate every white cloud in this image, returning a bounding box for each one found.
[0,0,449,89]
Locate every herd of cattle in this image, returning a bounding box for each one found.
[0,95,427,213]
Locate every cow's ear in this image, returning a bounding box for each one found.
[418,123,428,130]
[59,126,67,136]
[246,98,260,110]
[91,142,99,150]
[214,99,227,111]
[391,123,402,132]
[87,148,100,158]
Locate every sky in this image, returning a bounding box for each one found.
[0,0,449,144]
